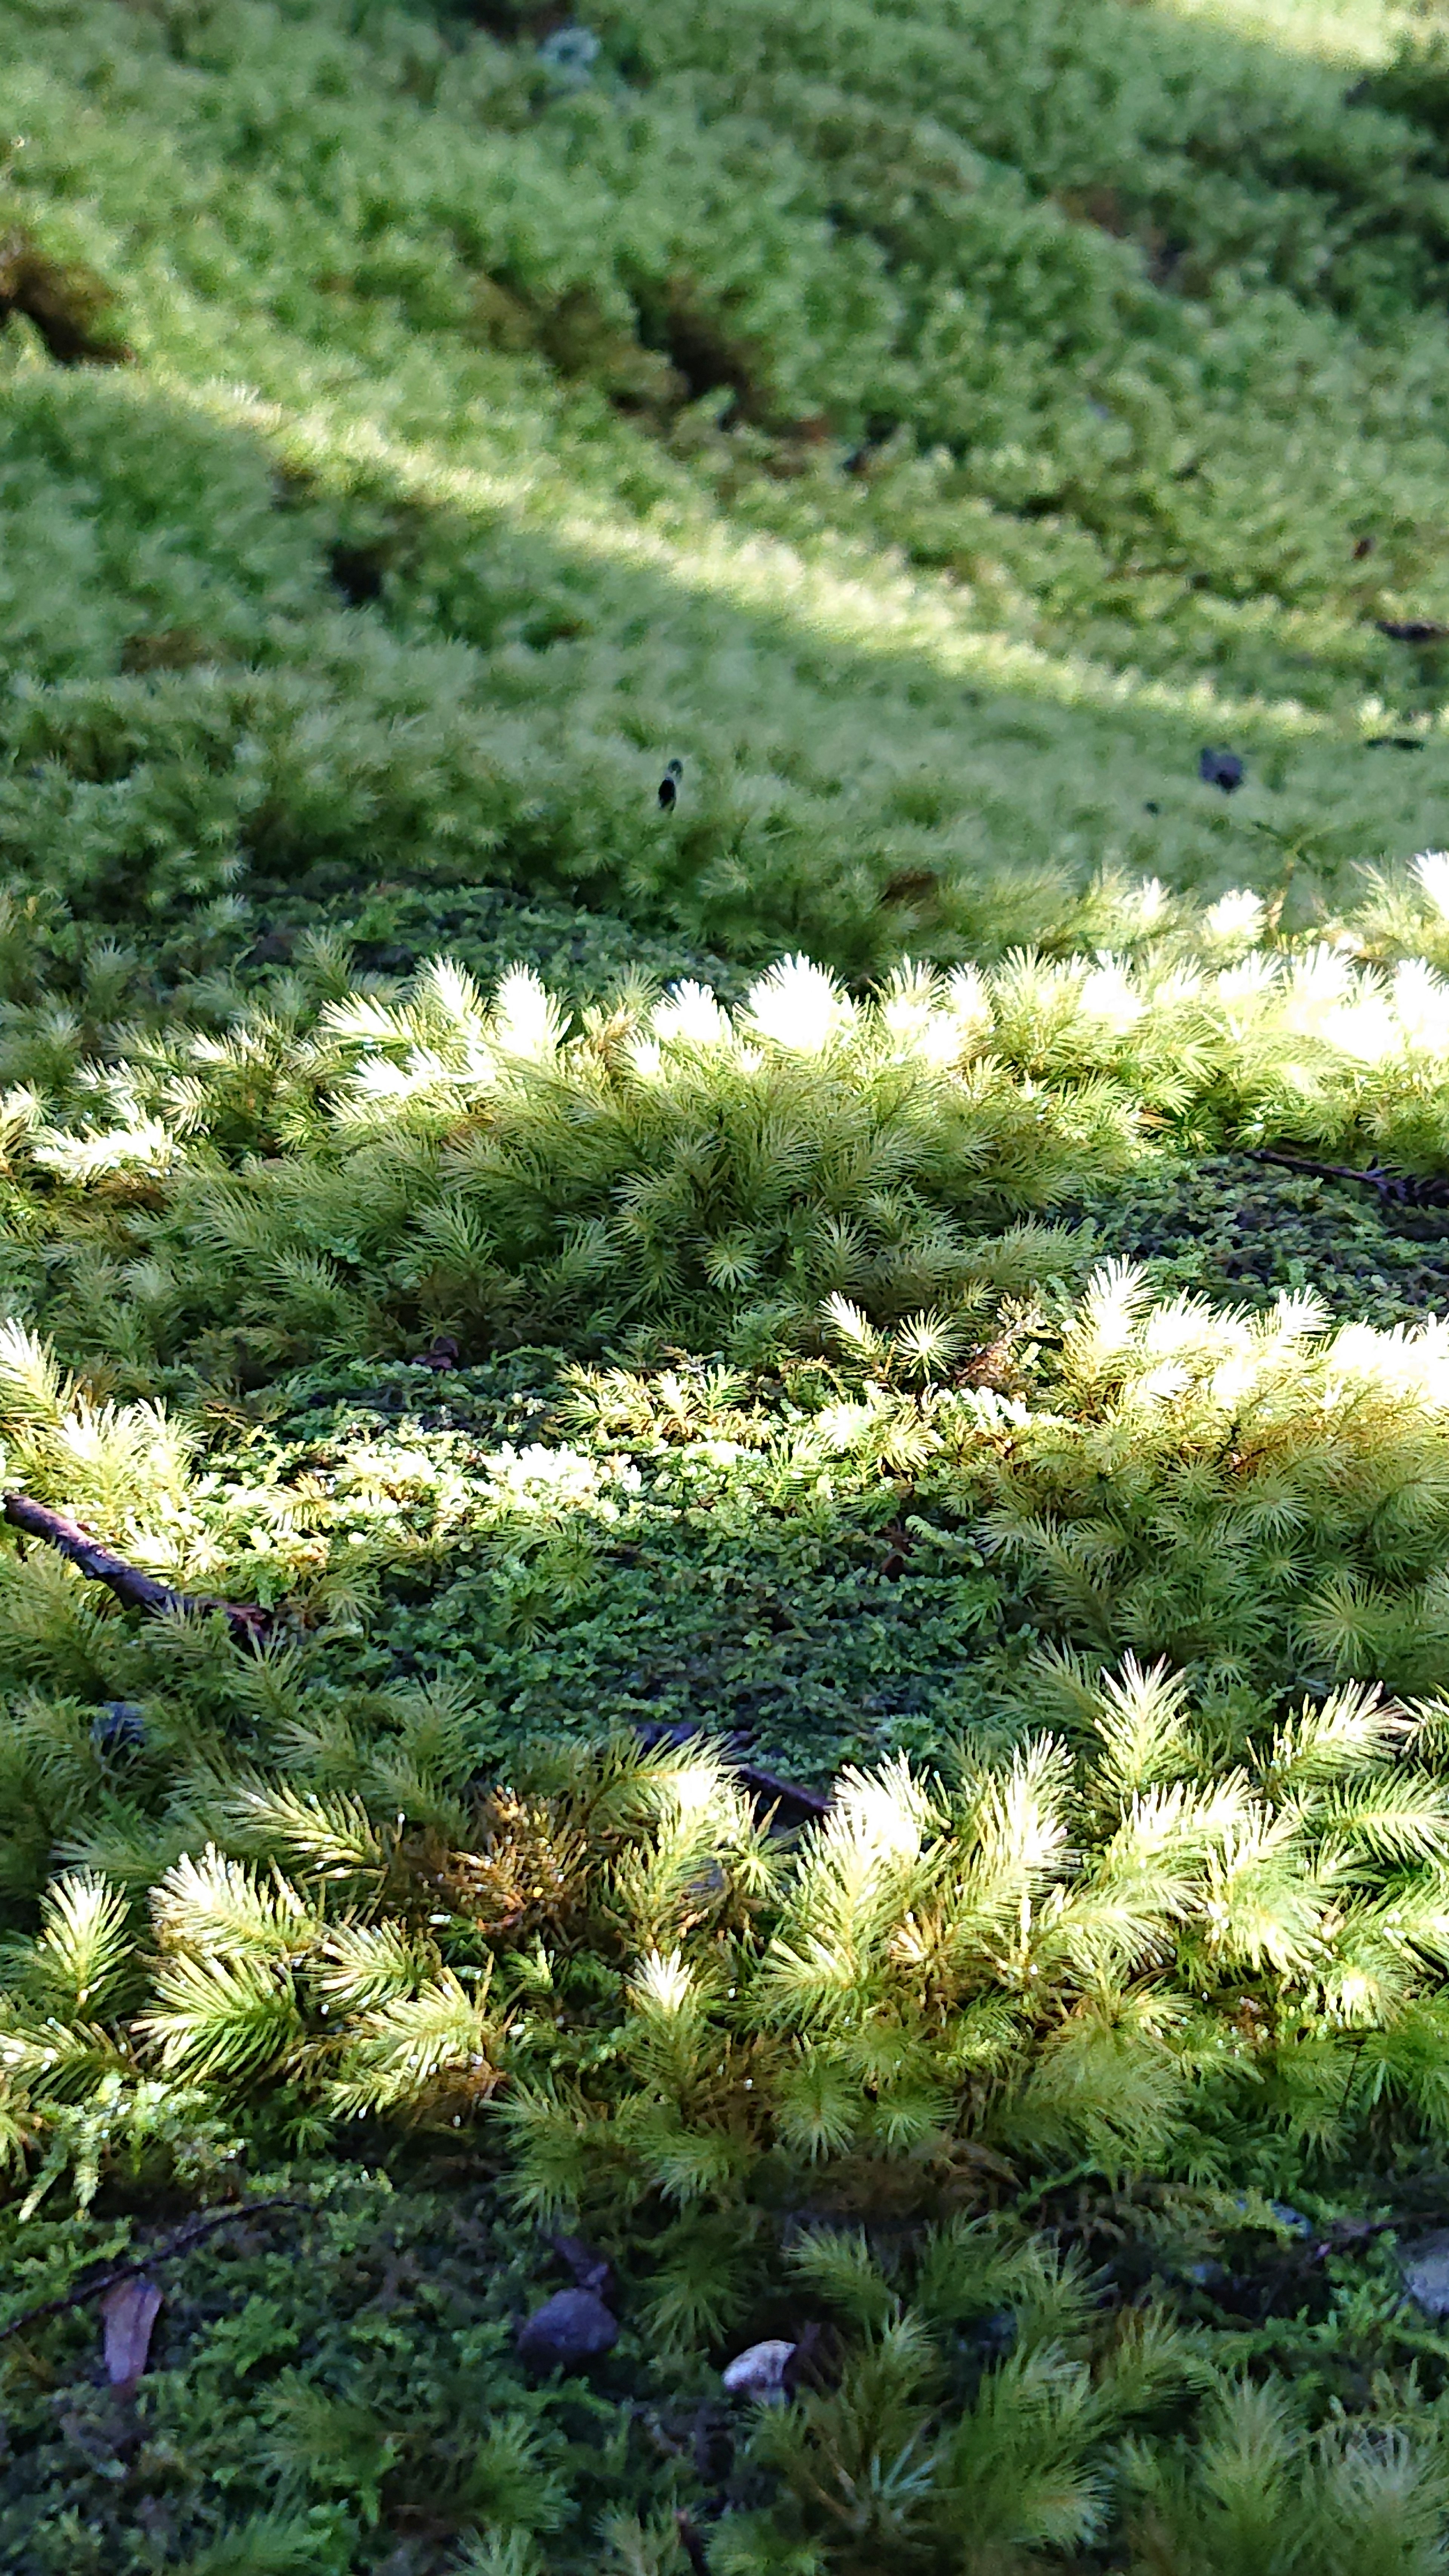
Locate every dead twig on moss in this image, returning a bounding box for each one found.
[0,2198,309,2345]
[2,1493,274,1647]
[1243,1147,1449,1211]
[634,1719,833,1822]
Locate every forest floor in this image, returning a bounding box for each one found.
[8,2,1449,2569]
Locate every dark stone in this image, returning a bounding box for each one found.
[516,2288,618,2370]
[1198,746,1244,792]
[248,927,296,966]
[408,1334,460,1372]
[92,1702,145,1755]
[1401,2231,1449,2317]
[962,2307,1017,2362]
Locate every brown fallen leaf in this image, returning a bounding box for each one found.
[101,2277,162,2387]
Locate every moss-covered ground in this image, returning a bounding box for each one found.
[11,2,1449,2568]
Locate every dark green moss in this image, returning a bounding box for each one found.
[1071,1155,1449,1333]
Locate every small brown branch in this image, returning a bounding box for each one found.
[675,2513,712,2576]
[634,1721,833,1823]
[1242,1149,1449,1212]
[733,1759,833,1823]
[1244,1146,1383,1187]
[2,1493,274,1648]
[0,2197,309,2345]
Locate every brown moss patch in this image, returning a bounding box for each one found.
[119,628,216,674]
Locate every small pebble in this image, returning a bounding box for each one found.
[963,2308,1017,2360]
[92,1701,145,1755]
[1198,746,1244,792]
[1267,2201,1313,2237]
[721,2337,795,2402]
[408,1333,459,1372]
[1226,2194,1312,2238]
[537,24,600,80]
[517,2288,618,2371]
[1401,2231,1449,2318]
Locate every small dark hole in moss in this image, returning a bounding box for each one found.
[0,229,132,366]
[271,464,319,512]
[329,543,387,605]
[635,283,774,422]
[449,0,571,38]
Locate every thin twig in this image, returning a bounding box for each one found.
[2,1493,274,1647]
[732,1758,832,1822]
[634,1721,833,1821]
[1241,1147,1449,1209]
[1243,1147,1386,1187]
[675,2511,712,2576]
[1306,2213,1401,2267]
[0,2196,309,2344]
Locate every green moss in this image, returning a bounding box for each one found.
[1075,1156,1449,1332]
[0,2167,687,2573]
[9,0,1449,2563]
[11,0,1449,977]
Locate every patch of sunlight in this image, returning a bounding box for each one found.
[1146,0,1404,64]
[155,361,1363,749]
